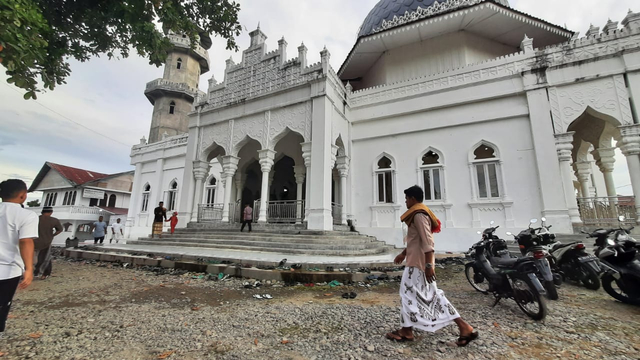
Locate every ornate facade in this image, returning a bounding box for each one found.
[125,0,640,251]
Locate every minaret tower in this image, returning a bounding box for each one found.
[144,28,212,143]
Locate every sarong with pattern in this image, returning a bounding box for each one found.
[400,266,460,332]
[152,222,163,235]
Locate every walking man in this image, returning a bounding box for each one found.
[240,204,252,232]
[0,179,38,335]
[152,202,167,238]
[33,206,63,280]
[386,185,478,346]
[90,216,108,245]
[110,218,124,244]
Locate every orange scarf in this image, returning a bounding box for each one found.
[400,203,441,233]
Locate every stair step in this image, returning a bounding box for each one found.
[154,234,377,243]
[127,240,392,256]
[136,237,384,250]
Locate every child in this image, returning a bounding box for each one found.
[166,212,178,234]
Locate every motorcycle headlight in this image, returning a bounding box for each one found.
[607,239,616,246]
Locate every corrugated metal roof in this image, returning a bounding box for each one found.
[47,162,110,186]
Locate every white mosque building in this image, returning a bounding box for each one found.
[125,0,640,251]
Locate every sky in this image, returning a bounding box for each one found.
[0,0,637,202]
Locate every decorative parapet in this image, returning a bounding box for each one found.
[145,78,204,103]
[167,34,210,72]
[197,34,326,112]
[131,133,189,156]
[349,18,640,108]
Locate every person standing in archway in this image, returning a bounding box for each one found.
[386,185,478,346]
[240,204,252,232]
[152,202,167,238]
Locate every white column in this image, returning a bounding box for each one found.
[258,149,276,223]
[125,162,143,232]
[575,161,593,200]
[555,132,582,224]
[221,155,239,222]
[301,142,312,222]
[619,124,640,222]
[337,155,350,225]
[191,160,210,222]
[294,165,306,224]
[307,95,333,231]
[592,147,617,197]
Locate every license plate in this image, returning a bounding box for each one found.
[578,255,597,262]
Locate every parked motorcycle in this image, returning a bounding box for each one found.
[507,219,560,300]
[584,216,640,305]
[465,226,548,320]
[540,218,601,290]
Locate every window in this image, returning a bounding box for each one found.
[167,180,178,211]
[176,58,182,70]
[99,193,108,207]
[141,183,151,212]
[420,150,443,201]
[62,190,77,205]
[108,194,116,207]
[44,192,57,207]
[169,101,175,114]
[205,177,217,205]
[89,198,98,207]
[472,144,501,199]
[375,155,394,203]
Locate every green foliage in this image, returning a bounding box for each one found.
[0,0,242,99]
[27,199,40,207]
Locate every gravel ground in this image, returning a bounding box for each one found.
[1,255,639,360]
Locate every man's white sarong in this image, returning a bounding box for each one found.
[400,266,460,332]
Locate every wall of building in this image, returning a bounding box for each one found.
[361,31,516,89]
[148,96,192,142]
[163,50,201,89]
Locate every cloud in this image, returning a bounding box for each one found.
[0,0,637,197]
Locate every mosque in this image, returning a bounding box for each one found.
[124,0,640,251]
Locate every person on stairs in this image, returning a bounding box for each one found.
[166,212,178,234]
[386,185,478,347]
[241,204,252,232]
[152,202,167,238]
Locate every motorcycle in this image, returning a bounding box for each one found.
[541,218,601,290]
[465,225,548,320]
[507,219,560,300]
[584,216,640,305]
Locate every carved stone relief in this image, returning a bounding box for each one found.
[269,102,312,145]
[232,113,266,153]
[555,78,623,133]
[200,122,230,159]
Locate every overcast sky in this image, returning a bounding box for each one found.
[0,0,637,200]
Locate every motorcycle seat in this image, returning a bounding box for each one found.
[491,257,519,268]
[551,242,576,251]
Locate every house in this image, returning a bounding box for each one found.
[27,162,133,242]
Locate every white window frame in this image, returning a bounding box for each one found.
[373,153,396,204]
[44,192,57,207]
[204,176,218,206]
[141,183,151,212]
[166,180,179,211]
[418,148,446,202]
[469,141,505,201]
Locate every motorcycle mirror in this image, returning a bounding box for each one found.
[477,231,481,235]
[490,220,495,225]
[541,217,547,222]
[506,231,513,236]
[530,219,538,224]
[618,215,626,222]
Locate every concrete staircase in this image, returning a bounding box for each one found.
[128,223,395,256]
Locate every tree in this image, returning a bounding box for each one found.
[27,199,40,207]
[0,0,241,99]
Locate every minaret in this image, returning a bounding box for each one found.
[144,29,212,143]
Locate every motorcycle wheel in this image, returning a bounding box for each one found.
[512,275,548,321]
[602,274,640,305]
[580,264,601,291]
[544,280,559,300]
[465,263,489,294]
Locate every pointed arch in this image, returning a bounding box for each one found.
[419,147,444,166]
[469,140,500,162]
[335,135,346,157]
[418,147,445,202]
[373,152,396,171]
[141,182,151,212]
[270,127,304,151]
[167,178,179,211]
[200,141,227,163]
[373,152,397,204]
[232,135,262,157]
[169,101,176,114]
[176,57,183,70]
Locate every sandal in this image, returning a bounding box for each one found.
[342,293,350,299]
[349,292,357,299]
[456,331,479,347]
[386,330,414,342]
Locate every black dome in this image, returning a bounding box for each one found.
[358,0,510,37]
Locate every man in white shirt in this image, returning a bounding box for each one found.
[110,218,124,244]
[0,179,38,334]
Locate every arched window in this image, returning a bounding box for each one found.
[71,190,77,205]
[44,192,58,207]
[167,180,178,211]
[471,143,501,199]
[375,154,395,203]
[141,183,151,212]
[62,190,77,206]
[420,149,444,201]
[108,194,116,207]
[176,57,182,70]
[63,192,69,206]
[169,101,176,114]
[205,176,217,205]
